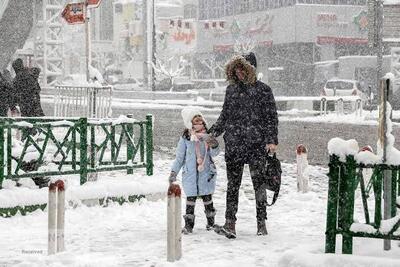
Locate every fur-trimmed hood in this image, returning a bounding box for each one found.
[225,55,257,85]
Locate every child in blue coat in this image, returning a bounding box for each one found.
[169,107,220,234]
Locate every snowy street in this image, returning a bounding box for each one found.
[1,153,400,267]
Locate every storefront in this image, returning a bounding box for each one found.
[194,3,370,95]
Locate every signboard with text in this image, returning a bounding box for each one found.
[61,3,85,25]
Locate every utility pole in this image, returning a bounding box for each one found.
[143,0,155,91]
[85,1,92,82]
[143,0,148,89]
[152,0,156,91]
[370,0,392,251]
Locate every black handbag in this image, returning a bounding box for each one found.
[264,151,282,206]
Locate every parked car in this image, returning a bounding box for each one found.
[112,77,144,91]
[58,74,107,86]
[192,79,228,100]
[192,79,227,92]
[155,77,194,91]
[321,79,365,99]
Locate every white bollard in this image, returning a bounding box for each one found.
[167,183,182,262]
[296,144,309,193]
[355,99,363,117]
[48,180,66,255]
[48,183,57,255]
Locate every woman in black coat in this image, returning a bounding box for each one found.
[209,52,279,238]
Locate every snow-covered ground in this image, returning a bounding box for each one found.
[1,152,400,267]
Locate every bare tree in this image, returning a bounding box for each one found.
[200,56,224,79]
[151,55,187,91]
[234,36,256,54]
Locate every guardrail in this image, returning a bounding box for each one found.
[325,154,400,254]
[319,96,363,116]
[0,115,153,188]
[54,85,112,118]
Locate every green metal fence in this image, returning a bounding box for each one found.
[0,115,153,188]
[325,155,400,254]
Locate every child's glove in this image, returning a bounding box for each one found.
[169,171,177,184]
[206,135,219,148]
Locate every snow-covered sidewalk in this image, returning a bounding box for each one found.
[0,153,400,266]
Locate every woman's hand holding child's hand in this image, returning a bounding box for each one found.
[206,135,219,148]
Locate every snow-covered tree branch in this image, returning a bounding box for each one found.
[150,55,187,91]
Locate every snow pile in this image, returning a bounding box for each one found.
[1,179,16,189]
[48,120,75,127]
[379,215,400,234]
[88,65,105,84]
[384,0,400,5]
[354,150,380,165]
[0,170,168,208]
[376,102,400,165]
[327,137,359,162]
[278,250,400,267]
[350,223,376,234]
[14,121,33,128]
[111,115,137,126]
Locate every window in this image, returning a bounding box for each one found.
[224,0,234,16]
[240,0,250,13]
[184,4,197,19]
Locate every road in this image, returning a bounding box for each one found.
[42,102,400,166]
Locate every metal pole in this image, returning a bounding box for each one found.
[43,0,48,86]
[85,2,92,82]
[376,0,383,101]
[152,0,156,91]
[382,78,392,251]
[143,0,148,89]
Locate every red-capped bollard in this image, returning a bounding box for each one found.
[296,144,309,193]
[48,180,65,255]
[167,183,182,262]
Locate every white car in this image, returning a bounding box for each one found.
[112,77,144,91]
[321,79,364,98]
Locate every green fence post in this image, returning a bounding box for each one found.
[325,155,340,253]
[0,121,4,189]
[342,156,356,254]
[90,124,96,170]
[72,125,77,170]
[126,115,134,175]
[140,124,145,163]
[374,169,383,229]
[146,114,153,176]
[111,125,116,163]
[6,123,11,177]
[392,170,398,218]
[79,118,88,185]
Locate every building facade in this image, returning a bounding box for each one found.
[187,0,377,96]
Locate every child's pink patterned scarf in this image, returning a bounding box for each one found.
[190,125,208,172]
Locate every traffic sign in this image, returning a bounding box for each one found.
[87,0,102,8]
[61,3,85,25]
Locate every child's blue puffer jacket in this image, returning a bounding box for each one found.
[171,137,219,197]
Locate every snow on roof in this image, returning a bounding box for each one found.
[326,78,358,83]
[384,0,400,5]
[314,60,338,66]
[327,137,359,162]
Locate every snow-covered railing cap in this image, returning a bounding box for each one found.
[354,149,381,165]
[327,137,359,162]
